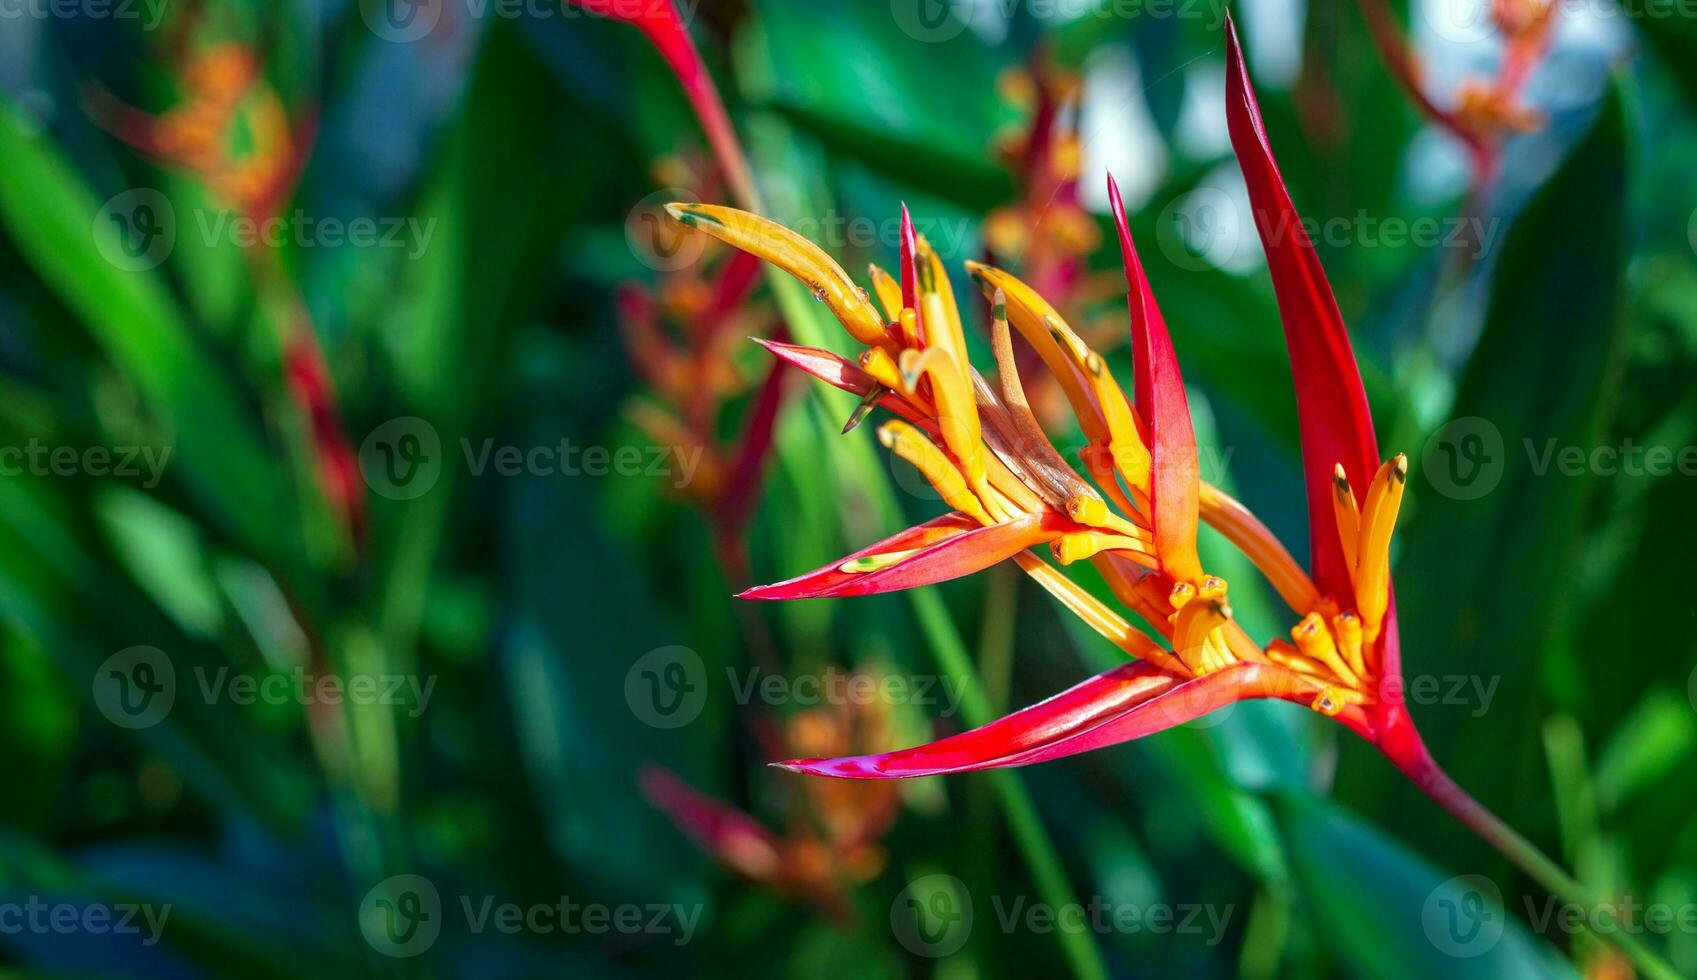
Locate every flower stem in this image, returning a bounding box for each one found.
[1411,759,1682,980]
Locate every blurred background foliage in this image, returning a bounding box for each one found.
[0,0,1695,976]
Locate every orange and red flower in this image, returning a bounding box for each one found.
[666,18,1452,792]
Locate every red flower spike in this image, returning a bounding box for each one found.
[898,203,923,342]
[1107,173,1203,584]
[776,661,1277,778]
[566,0,758,210]
[712,354,789,537]
[640,766,783,879]
[739,511,1071,600]
[1224,15,1380,601]
[695,249,763,343]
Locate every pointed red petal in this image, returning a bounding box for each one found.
[739,511,1068,600]
[695,249,763,342]
[566,0,757,209]
[751,339,938,433]
[1108,173,1203,583]
[1224,16,1380,600]
[753,338,875,395]
[899,203,920,314]
[639,766,783,880]
[777,661,1271,777]
[712,354,789,535]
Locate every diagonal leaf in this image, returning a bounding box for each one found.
[1276,792,1577,979]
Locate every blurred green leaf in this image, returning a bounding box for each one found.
[1362,86,1631,860]
[1592,689,1696,812]
[1624,0,1697,109]
[1276,791,1577,979]
[742,0,1017,210]
[0,104,296,569]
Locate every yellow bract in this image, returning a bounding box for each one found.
[665,203,887,345]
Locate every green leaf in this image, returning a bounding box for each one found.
[1592,690,1697,812]
[0,103,293,568]
[741,0,1017,210]
[1369,87,1631,857]
[1276,792,1578,979]
[1622,0,1697,109]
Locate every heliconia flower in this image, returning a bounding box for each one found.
[88,40,359,543]
[87,42,311,221]
[641,693,900,920]
[654,20,1683,974]
[1352,0,1554,187]
[664,16,1457,798]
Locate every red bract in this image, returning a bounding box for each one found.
[564,0,758,210]
[1224,29,1381,604]
[1108,173,1202,584]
